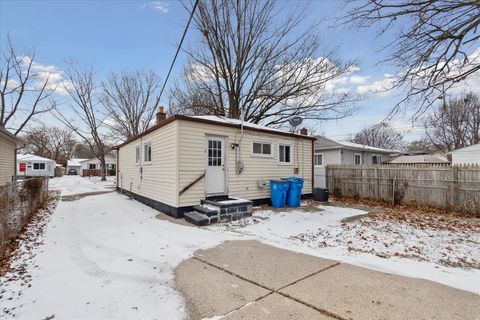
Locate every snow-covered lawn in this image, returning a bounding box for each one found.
[208,204,480,294]
[1,176,479,319]
[48,175,116,196]
[1,181,243,319]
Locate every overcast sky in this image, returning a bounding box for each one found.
[1,0,479,141]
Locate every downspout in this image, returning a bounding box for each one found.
[235,108,245,175]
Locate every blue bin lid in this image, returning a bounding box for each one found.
[270,179,288,184]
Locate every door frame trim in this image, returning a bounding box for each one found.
[205,134,228,196]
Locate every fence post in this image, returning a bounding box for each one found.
[375,167,379,199]
[449,165,458,210]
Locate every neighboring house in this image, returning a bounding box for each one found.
[449,143,480,165]
[0,127,22,185]
[389,154,449,165]
[67,158,88,174]
[79,154,117,176]
[314,136,398,187]
[17,154,56,178]
[115,110,314,218]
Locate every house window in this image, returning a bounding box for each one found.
[33,163,45,170]
[144,143,152,163]
[372,155,382,165]
[89,163,97,170]
[279,144,291,164]
[135,146,140,164]
[354,153,362,165]
[252,141,272,156]
[314,153,323,166]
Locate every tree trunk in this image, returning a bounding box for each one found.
[100,155,106,181]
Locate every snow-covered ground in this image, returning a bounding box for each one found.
[1,176,479,319]
[208,205,480,294]
[48,175,116,196]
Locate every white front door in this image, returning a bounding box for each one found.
[206,136,226,195]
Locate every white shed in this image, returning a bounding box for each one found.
[449,143,480,165]
[17,154,56,178]
[67,158,88,175]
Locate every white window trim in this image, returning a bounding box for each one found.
[314,153,324,167]
[32,162,46,170]
[135,145,141,165]
[278,143,293,165]
[143,142,152,165]
[354,153,362,165]
[251,140,273,158]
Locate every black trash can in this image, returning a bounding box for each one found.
[313,187,329,202]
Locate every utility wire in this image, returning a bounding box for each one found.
[157,0,199,103]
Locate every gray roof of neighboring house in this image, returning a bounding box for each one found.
[314,136,400,154]
[17,153,56,163]
[390,154,449,164]
[67,159,88,166]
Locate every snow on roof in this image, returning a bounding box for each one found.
[448,143,480,154]
[316,136,400,153]
[390,155,449,164]
[17,153,56,162]
[67,159,88,166]
[191,115,294,136]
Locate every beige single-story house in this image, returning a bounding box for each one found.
[0,127,22,186]
[314,136,399,187]
[115,109,314,221]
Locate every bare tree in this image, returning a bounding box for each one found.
[344,0,480,118]
[101,70,162,140]
[172,0,357,126]
[54,63,109,181]
[0,36,57,134]
[424,92,480,152]
[405,138,437,154]
[22,125,77,164]
[349,122,404,150]
[22,125,51,158]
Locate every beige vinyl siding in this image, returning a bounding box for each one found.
[178,120,312,207]
[0,134,16,185]
[118,121,179,207]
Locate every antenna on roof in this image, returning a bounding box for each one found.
[288,116,303,133]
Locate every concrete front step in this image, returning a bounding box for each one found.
[184,211,218,226]
[193,205,219,217]
[185,197,253,226]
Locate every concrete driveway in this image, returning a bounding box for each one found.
[175,240,480,320]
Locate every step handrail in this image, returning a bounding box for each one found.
[179,171,206,196]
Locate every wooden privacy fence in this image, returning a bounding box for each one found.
[326,164,480,216]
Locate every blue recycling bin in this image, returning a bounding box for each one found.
[270,179,289,208]
[281,177,304,207]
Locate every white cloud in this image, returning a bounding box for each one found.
[150,1,169,13]
[356,74,396,96]
[17,55,70,96]
[349,75,370,85]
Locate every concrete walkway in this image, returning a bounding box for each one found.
[175,240,480,320]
